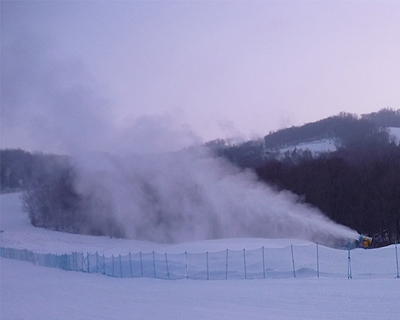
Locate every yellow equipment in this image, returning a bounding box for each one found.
[359,234,372,248]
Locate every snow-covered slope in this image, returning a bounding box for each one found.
[1,193,400,320]
[276,138,337,154]
[388,127,400,144]
[266,126,400,155]
[2,257,399,320]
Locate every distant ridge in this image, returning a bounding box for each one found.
[263,108,400,150]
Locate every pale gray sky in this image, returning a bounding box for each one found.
[1,0,400,154]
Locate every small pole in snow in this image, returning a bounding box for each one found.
[87,253,90,273]
[96,252,99,273]
[316,242,320,278]
[119,254,123,277]
[226,249,229,280]
[206,251,209,280]
[165,253,170,280]
[291,245,296,278]
[140,252,143,277]
[395,240,399,279]
[103,254,106,275]
[243,249,247,279]
[185,251,188,279]
[153,251,156,278]
[129,252,133,278]
[262,246,266,279]
[112,255,115,277]
[348,242,352,279]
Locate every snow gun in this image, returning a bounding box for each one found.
[358,234,373,248]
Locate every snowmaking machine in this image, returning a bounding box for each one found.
[358,234,373,248]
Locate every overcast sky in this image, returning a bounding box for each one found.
[1,0,400,155]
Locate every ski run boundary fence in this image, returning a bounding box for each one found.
[1,242,399,280]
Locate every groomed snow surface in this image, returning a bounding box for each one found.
[1,193,400,320]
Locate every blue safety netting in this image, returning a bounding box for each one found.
[1,243,399,280]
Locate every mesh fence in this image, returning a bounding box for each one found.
[1,243,399,280]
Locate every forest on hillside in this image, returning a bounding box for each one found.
[1,109,399,244]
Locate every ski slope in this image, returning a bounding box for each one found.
[268,126,400,155]
[276,139,337,154]
[1,193,400,320]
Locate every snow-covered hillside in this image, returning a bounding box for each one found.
[274,138,337,154]
[1,193,400,320]
[266,126,400,155]
[388,127,400,144]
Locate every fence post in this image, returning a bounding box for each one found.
[243,249,247,279]
[262,246,266,279]
[153,251,156,278]
[96,252,99,273]
[140,252,143,277]
[226,249,229,280]
[112,255,115,277]
[185,251,188,279]
[165,253,170,280]
[119,254,123,277]
[395,240,399,278]
[87,253,90,273]
[129,252,133,278]
[348,242,352,279]
[206,251,209,280]
[316,242,320,278]
[291,245,296,278]
[103,254,106,275]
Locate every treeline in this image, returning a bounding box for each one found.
[361,108,400,127]
[0,149,64,193]
[0,149,123,238]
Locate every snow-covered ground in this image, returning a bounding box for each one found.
[268,126,400,155]
[1,193,400,320]
[276,139,337,154]
[388,127,400,144]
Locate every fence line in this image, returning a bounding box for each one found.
[1,244,399,280]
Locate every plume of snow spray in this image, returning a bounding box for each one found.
[74,146,359,247]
